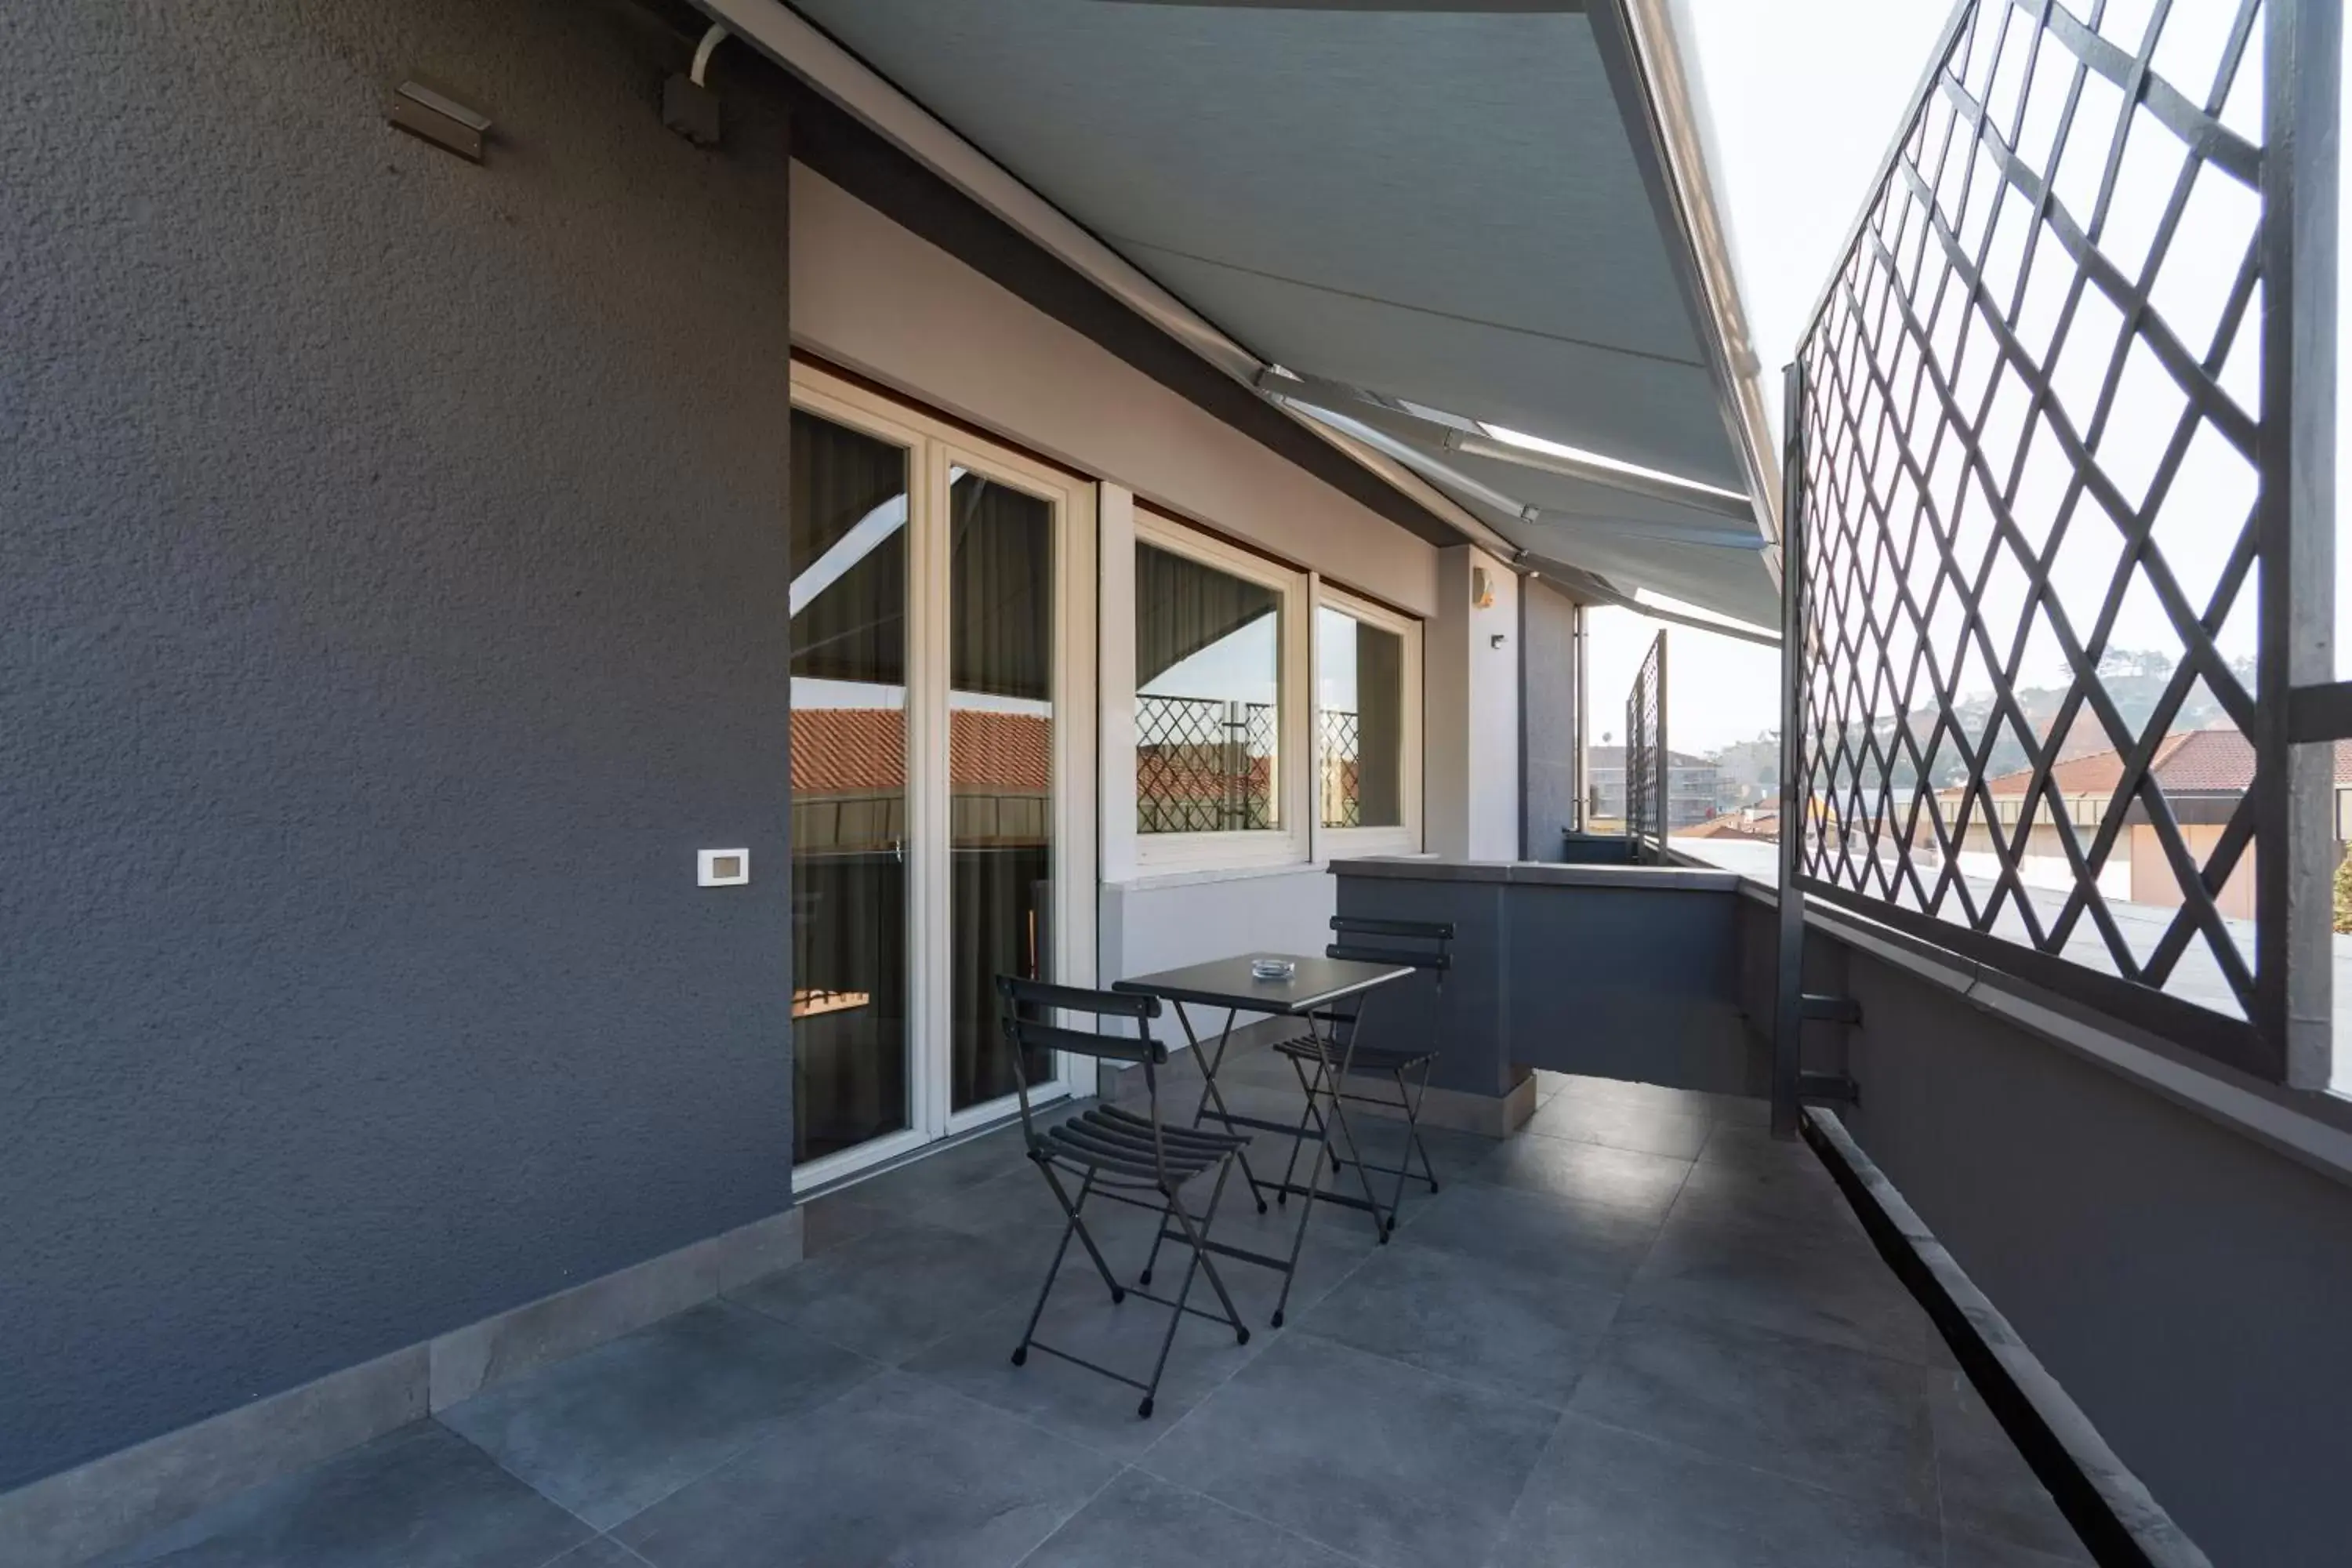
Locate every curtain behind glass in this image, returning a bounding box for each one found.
[949,474,1051,703]
[1356,622,1404,826]
[789,409,910,1163]
[949,473,1054,1109]
[793,411,907,686]
[1135,543,1277,687]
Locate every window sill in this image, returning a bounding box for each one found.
[1319,826,1419,859]
[1105,859,1323,895]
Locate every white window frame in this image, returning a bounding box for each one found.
[1113,508,1312,876]
[1311,581,1424,860]
[787,361,1099,1188]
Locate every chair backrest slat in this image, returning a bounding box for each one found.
[994,975,1168,1067]
[1327,916,1454,977]
[1331,915,1456,941]
[1009,1017,1163,1066]
[1000,975,1161,1021]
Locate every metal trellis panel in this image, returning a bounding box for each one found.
[1784,0,2333,1080]
[1624,630,1668,858]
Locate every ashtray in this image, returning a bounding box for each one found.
[1250,957,1297,982]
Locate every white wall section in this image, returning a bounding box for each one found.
[1425,546,1523,861]
[791,168,1442,619]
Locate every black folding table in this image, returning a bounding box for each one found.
[1112,953,1412,1327]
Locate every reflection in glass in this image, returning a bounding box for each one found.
[1135,543,1280,833]
[1316,608,1404,829]
[789,409,910,1163]
[950,471,1054,1109]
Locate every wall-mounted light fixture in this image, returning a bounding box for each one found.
[1470,566,1496,610]
[389,81,490,162]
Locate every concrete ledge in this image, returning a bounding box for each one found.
[1331,855,1744,892]
[0,1207,801,1568]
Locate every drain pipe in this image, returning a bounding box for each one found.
[691,23,729,86]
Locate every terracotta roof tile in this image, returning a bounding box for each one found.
[792,707,1051,796]
[1976,728,2352,797]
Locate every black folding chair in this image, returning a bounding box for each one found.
[996,974,1251,1418]
[1269,916,1454,1231]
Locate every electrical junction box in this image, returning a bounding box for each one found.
[698,848,750,887]
[663,74,723,147]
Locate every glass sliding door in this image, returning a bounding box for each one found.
[947,465,1058,1112]
[789,408,913,1165]
[789,364,1098,1180]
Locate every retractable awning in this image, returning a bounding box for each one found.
[729,0,1779,628]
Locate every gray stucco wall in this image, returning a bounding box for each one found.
[1,0,795,1491]
[1740,898,2352,1566]
[1520,578,1580,859]
[1838,962,2352,1568]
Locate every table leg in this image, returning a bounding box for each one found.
[1174,1003,1269,1210]
[1269,993,1393,1327]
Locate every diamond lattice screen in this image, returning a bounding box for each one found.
[1626,632,1665,848]
[1136,696,1276,833]
[1793,0,2268,1024]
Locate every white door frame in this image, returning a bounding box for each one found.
[790,363,1098,1189]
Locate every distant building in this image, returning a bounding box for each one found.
[1587,744,1720,829]
[1929,728,2352,918]
[1682,804,1778,842]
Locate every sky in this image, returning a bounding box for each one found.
[1599,0,2330,758]
[1583,2,1946,757]
[1140,612,1279,706]
[1586,608,1781,754]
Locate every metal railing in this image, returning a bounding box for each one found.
[1625,631,1668,859]
[1778,0,2337,1084]
[1319,708,1361,827]
[1136,695,1276,833]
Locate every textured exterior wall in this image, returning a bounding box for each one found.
[1520,578,1581,859]
[0,0,795,1490]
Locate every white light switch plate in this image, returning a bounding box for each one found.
[698,848,750,887]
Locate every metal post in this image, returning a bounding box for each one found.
[1655,631,1671,849]
[1223,700,1243,832]
[1624,689,1637,859]
[2260,0,2339,1087]
[1772,360,1809,1139]
[1571,601,1588,832]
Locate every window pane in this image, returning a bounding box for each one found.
[788,408,910,1164]
[1135,543,1281,833]
[1317,608,1404,829]
[949,470,1054,1109]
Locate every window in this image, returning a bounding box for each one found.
[1112,508,1414,873]
[1135,541,1282,834]
[1316,588,1421,853]
[1122,512,1311,873]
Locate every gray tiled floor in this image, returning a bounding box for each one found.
[107,1052,2089,1567]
